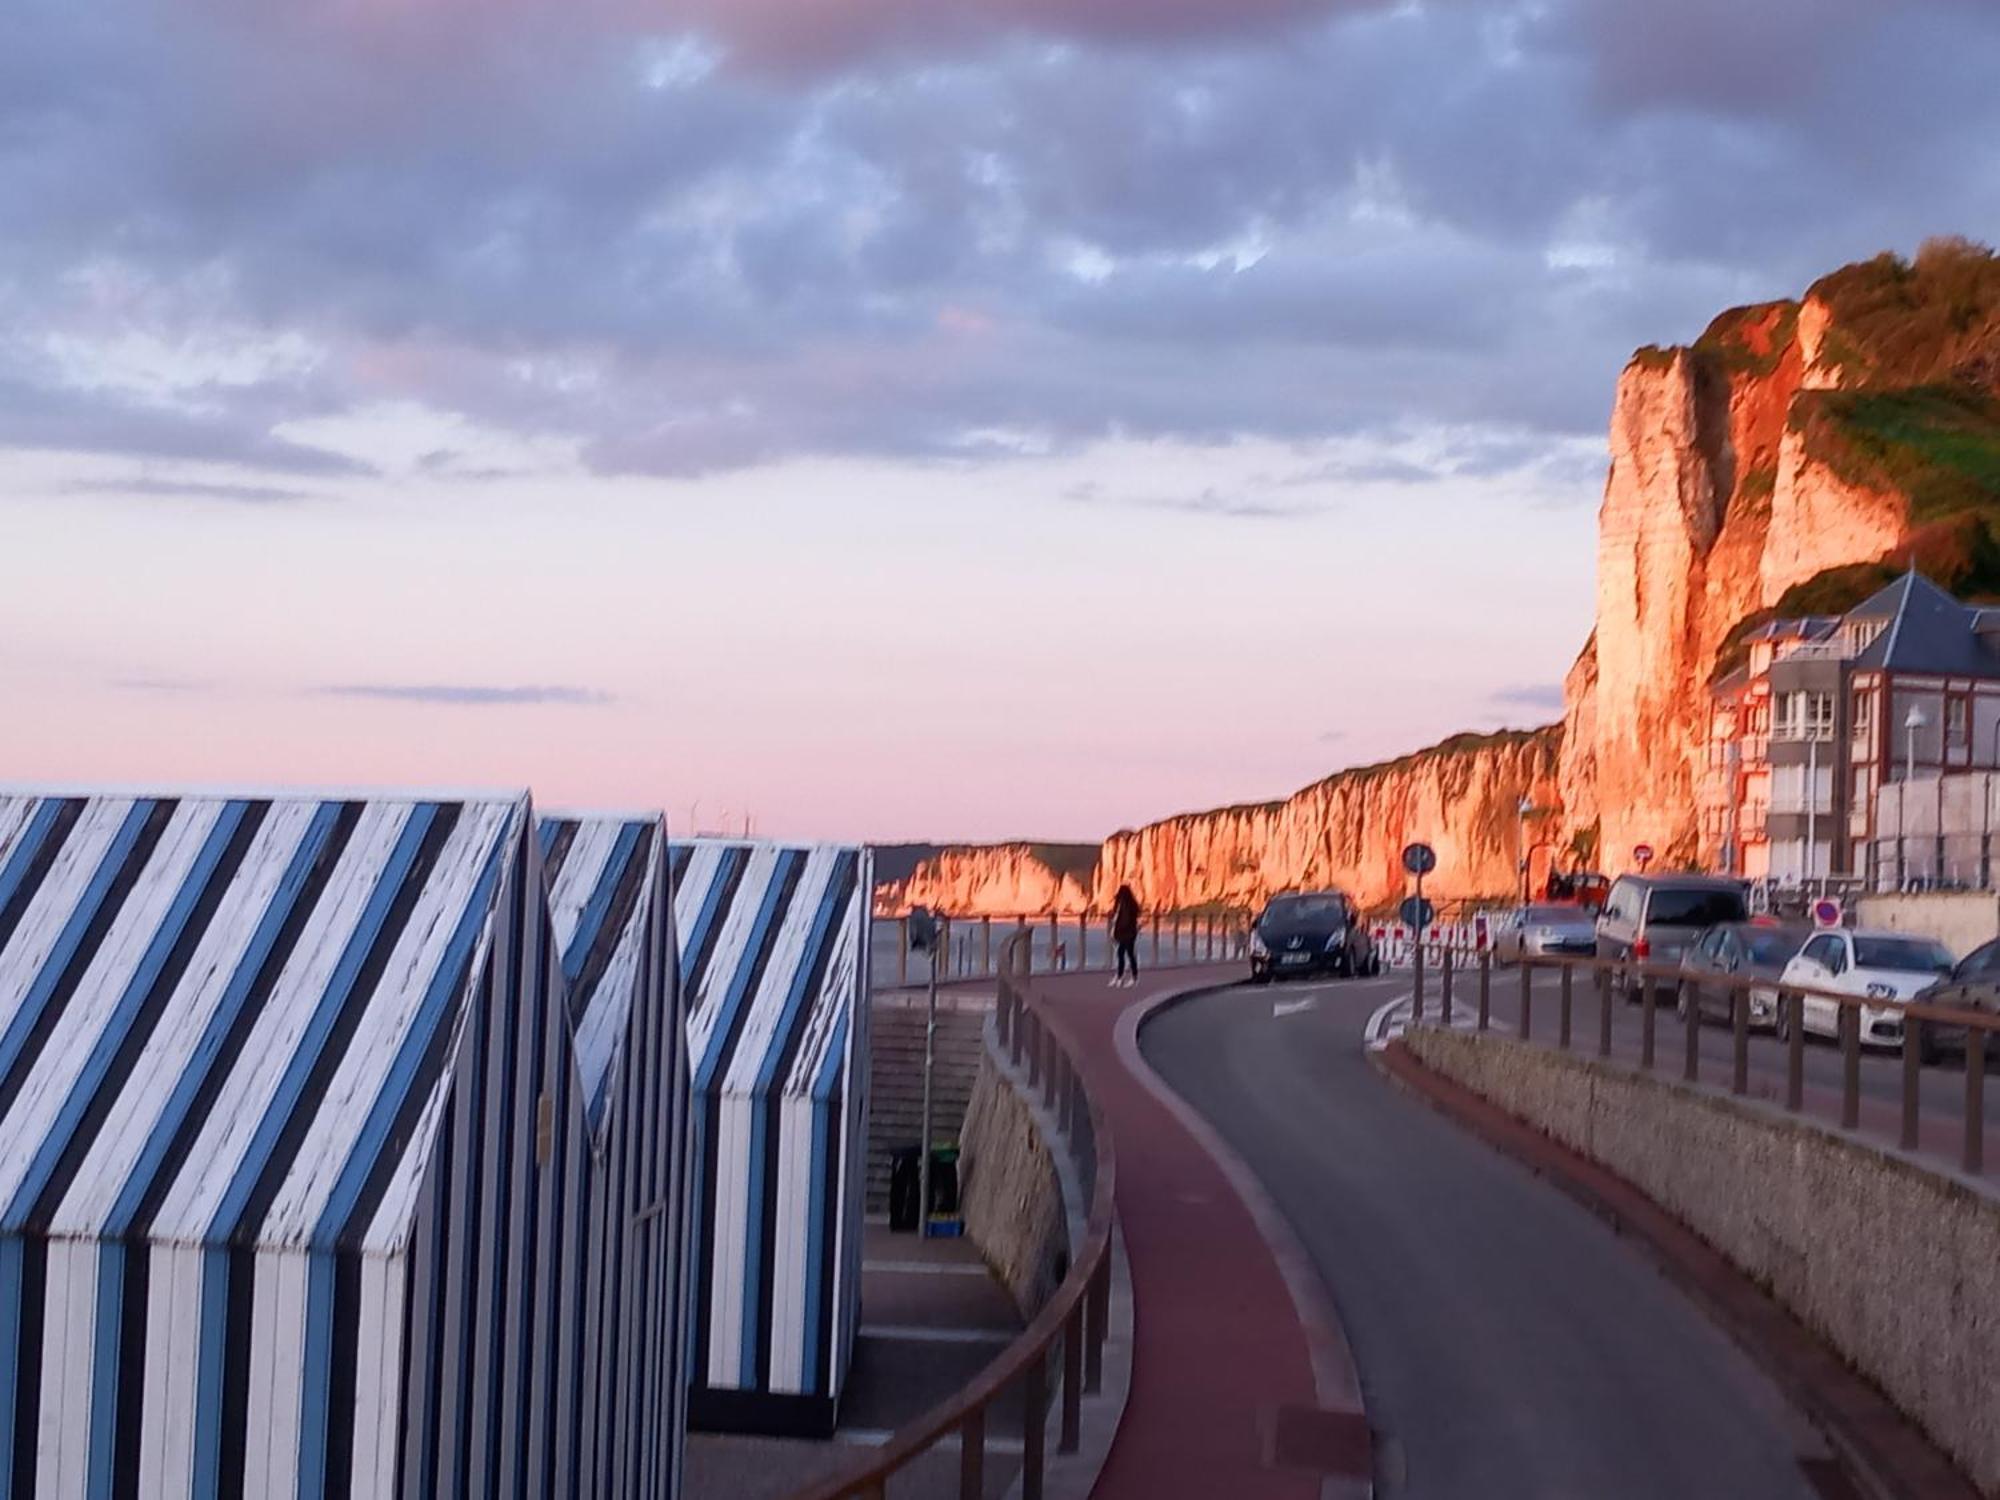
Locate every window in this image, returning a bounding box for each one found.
[1643,886,1749,928]
[1852,765,1873,805]
[1947,696,1970,753]
[1802,935,1841,969]
[1774,690,1834,741]
[1852,936,1954,973]
[1851,688,1875,746]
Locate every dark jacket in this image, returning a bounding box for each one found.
[1110,893,1141,944]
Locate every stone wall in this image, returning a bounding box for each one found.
[1856,891,2000,958]
[1404,1026,2000,1495]
[959,1035,1068,1317]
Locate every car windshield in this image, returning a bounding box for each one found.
[1524,906,1589,926]
[1852,936,1954,973]
[1264,895,1346,926]
[1742,929,1807,965]
[1645,887,1747,927]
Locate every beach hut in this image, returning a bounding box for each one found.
[670,839,871,1436]
[538,811,691,1495]
[0,788,687,1500]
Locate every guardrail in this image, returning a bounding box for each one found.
[1411,948,1995,1175]
[875,910,1249,985]
[793,934,1116,1500]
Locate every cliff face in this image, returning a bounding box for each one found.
[1090,730,1561,912]
[875,842,1097,916]
[879,730,1560,915]
[883,243,2000,915]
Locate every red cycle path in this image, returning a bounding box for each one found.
[1032,967,1349,1500]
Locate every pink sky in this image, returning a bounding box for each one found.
[4,429,1597,843]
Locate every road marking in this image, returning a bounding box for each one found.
[1273,996,1318,1019]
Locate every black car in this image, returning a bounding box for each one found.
[1250,891,1378,982]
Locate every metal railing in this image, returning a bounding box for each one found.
[793,935,1116,1500]
[1410,948,1996,1175]
[875,910,1249,986]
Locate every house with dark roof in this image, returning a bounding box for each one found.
[1700,573,2000,882]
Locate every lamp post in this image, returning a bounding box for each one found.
[1517,796,1533,903]
[1906,705,1929,784]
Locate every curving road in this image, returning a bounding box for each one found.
[1142,972,1850,1500]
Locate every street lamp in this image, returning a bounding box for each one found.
[1905,705,1929,784]
[1517,796,1533,903]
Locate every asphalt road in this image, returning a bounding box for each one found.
[1383,961,2000,1175]
[1142,973,1843,1500]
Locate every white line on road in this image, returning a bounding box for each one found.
[1272,996,1319,1019]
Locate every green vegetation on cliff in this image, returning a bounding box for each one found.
[1705,240,2000,684]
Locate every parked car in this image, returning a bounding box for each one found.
[1910,938,2000,1057]
[1677,920,1811,1028]
[1776,929,1956,1052]
[1595,874,1751,1000]
[1249,891,1378,981]
[1492,904,1599,964]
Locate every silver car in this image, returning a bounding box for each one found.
[1491,904,1599,965]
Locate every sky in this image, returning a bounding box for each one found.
[4,0,1999,843]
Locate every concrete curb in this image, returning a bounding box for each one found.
[1373,1036,1978,1500]
[1118,981,1373,1500]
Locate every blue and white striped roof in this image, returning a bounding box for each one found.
[671,840,864,1104]
[0,790,523,1257]
[538,811,664,1124]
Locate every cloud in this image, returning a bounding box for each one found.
[1491,682,1566,711]
[319,683,617,707]
[62,477,314,504]
[107,675,213,694]
[0,0,1995,481]
[1065,483,1331,521]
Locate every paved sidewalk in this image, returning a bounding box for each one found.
[1031,967,1366,1500]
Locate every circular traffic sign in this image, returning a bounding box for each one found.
[1402,842,1437,876]
[1399,895,1436,928]
[1813,898,1842,928]
[1633,842,1655,868]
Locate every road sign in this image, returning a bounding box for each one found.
[1402,842,1437,876]
[1633,842,1655,870]
[1399,895,1436,929]
[1813,897,1843,928]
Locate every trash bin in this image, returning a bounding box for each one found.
[888,1145,923,1233]
[927,1144,960,1217]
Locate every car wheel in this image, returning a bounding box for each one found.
[1334,952,1354,979]
[1775,999,1792,1042]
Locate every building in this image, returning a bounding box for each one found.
[0,789,687,1500]
[671,839,871,1437]
[1701,573,2000,882]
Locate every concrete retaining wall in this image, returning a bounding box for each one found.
[1404,1026,2000,1496]
[959,1037,1067,1317]
[1857,891,2000,956]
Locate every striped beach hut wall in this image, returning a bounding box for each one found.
[537,811,690,1499]
[671,839,871,1437]
[0,788,688,1500]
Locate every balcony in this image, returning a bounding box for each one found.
[1775,640,1852,663]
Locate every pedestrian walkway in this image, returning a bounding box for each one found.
[685,1223,1025,1500]
[1031,966,1370,1500]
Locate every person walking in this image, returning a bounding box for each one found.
[1110,884,1142,987]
